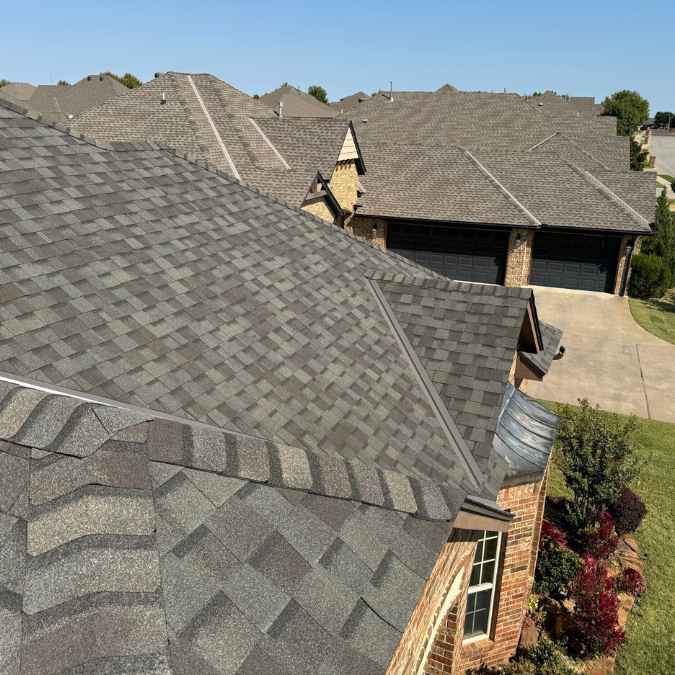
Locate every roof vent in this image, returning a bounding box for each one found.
[87,76,91,81]
[154,72,161,79]
[99,75,103,81]
[279,100,284,119]
[161,92,167,105]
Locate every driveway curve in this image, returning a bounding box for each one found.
[526,286,675,422]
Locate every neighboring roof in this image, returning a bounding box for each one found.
[495,383,560,484]
[260,84,337,118]
[0,81,35,103]
[519,321,563,377]
[3,74,127,123]
[331,91,370,112]
[0,380,468,675]
[357,143,654,232]
[71,73,352,209]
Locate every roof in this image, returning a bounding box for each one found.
[495,383,560,484]
[0,82,36,103]
[1,75,127,123]
[331,91,370,113]
[519,321,563,377]
[71,73,353,209]
[0,103,559,672]
[0,380,466,675]
[260,84,337,118]
[356,143,653,232]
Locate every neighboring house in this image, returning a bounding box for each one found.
[72,72,364,224]
[330,90,370,113]
[0,74,127,123]
[260,83,337,118]
[0,100,563,674]
[0,81,35,104]
[338,89,655,294]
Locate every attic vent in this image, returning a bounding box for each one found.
[154,72,161,79]
[361,118,368,124]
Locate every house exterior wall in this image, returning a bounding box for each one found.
[302,199,335,223]
[614,235,641,295]
[329,159,360,213]
[504,229,534,288]
[348,215,387,248]
[400,471,548,674]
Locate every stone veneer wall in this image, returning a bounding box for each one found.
[329,159,360,213]
[504,229,534,287]
[413,471,548,674]
[348,215,387,248]
[614,235,641,295]
[302,199,335,223]
[386,531,478,675]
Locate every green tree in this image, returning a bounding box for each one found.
[119,73,142,89]
[602,90,649,136]
[0,79,9,88]
[642,188,675,266]
[556,400,640,533]
[57,80,70,86]
[629,139,648,171]
[654,111,674,128]
[307,85,328,104]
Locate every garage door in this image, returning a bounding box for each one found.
[531,232,620,293]
[388,223,509,284]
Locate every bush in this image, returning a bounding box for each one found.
[610,487,647,535]
[629,253,673,299]
[570,557,624,656]
[585,511,619,559]
[535,529,582,599]
[619,567,646,596]
[540,520,567,547]
[498,638,575,675]
[556,400,640,533]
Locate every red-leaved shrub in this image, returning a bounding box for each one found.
[619,568,646,596]
[610,487,647,535]
[540,520,568,548]
[586,511,619,559]
[570,556,624,656]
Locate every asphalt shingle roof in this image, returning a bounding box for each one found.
[260,84,337,118]
[71,73,351,209]
[0,381,465,675]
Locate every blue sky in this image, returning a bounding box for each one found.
[2,1,673,112]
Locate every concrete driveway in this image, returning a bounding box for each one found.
[526,287,675,423]
[649,133,675,177]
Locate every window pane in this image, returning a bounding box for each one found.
[464,609,474,636]
[473,539,484,563]
[470,563,481,586]
[484,537,498,561]
[466,591,477,613]
[476,589,492,612]
[481,560,495,584]
[472,608,489,635]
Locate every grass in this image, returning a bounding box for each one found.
[628,288,675,345]
[545,405,675,674]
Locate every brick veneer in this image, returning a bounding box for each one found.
[329,159,359,213]
[387,531,478,675]
[504,229,534,287]
[614,235,641,295]
[404,468,549,674]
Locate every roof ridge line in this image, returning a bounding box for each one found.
[366,278,484,490]
[247,117,291,170]
[567,162,650,227]
[460,147,542,226]
[186,74,241,181]
[526,132,559,151]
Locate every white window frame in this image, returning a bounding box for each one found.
[463,530,502,644]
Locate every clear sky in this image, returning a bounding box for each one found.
[2,1,673,112]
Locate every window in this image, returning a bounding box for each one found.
[463,530,502,641]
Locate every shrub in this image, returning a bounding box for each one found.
[498,638,575,675]
[610,487,647,535]
[586,511,619,559]
[556,400,640,533]
[540,520,567,548]
[570,556,624,656]
[629,253,672,299]
[535,537,581,599]
[619,568,646,596]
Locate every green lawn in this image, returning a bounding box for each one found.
[546,409,675,674]
[629,288,675,346]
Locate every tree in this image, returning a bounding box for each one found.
[103,72,142,89]
[629,139,648,171]
[642,188,675,266]
[601,90,649,136]
[654,111,674,128]
[307,85,328,104]
[0,79,9,88]
[57,80,70,86]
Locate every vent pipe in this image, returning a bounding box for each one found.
[389,81,393,102]
[279,100,284,118]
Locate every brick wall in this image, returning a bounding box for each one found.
[504,229,534,287]
[348,215,387,248]
[408,471,548,674]
[614,235,641,295]
[302,199,336,223]
[387,531,478,675]
[329,159,359,213]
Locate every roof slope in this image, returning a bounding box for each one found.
[72,73,350,208]
[0,103,486,492]
[0,82,35,103]
[260,84,337,118]
[0,381,466,675]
